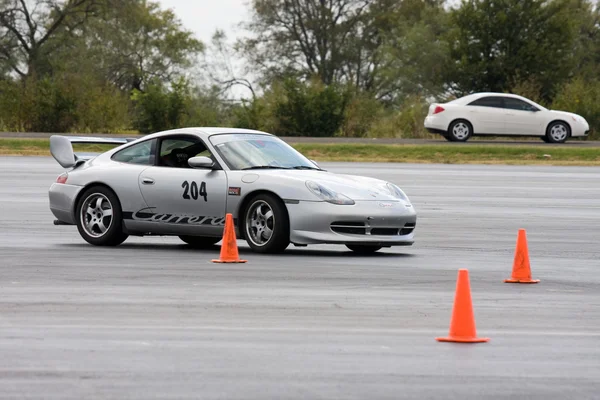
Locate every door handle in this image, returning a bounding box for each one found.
[142,177,155,185]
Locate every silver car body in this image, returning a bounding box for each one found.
[48,128,417,248]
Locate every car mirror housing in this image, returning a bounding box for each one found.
[188,156,214,169]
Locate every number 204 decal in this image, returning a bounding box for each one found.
[182,180,207,201]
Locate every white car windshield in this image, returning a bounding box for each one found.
[209,133,320,170]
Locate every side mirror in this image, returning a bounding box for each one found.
[188,156,214,169]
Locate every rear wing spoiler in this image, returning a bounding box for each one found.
[49,135,137,169]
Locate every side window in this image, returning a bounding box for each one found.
[158,136,212,168]
[112,139,156,165]
[503,98,538,112]
[467,97,503,108]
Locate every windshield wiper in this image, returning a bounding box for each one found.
[291,165,323,170]
[241,165,291,170]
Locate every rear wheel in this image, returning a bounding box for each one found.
[346,244,382,254]
[448,120,472,142]
[76,185,128,246]
[242,193,290,254]
[179,236,221,248]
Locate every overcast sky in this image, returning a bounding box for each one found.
[158,0,252,44]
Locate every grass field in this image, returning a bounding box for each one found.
[2,138,600,166]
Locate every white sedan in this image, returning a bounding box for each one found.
[424,92,589,143]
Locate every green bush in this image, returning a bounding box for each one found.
[77,82,131,133]
[0,75,131,133]
[0,79,23,131]
[551,77,600,139]
[338,92,384,137]
[272,77,350,137]
[131,78,191,134]
[365,95,435,139]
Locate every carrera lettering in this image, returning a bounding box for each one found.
[131,207,225,226]
[211,217,226,225]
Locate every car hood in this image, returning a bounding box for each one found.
[243,169,407,202]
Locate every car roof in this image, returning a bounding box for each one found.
[449,92,532,105]
[139,127,274,141]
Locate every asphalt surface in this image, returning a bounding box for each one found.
[1,131,599,147]
[1,157,599,399]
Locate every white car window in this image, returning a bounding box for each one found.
[503,98,539,112]
[467,97,503,108]
[158,137,213,168]
[112,139,156,165]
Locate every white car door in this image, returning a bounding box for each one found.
[502,97,545,135]
[137,134,228,237]
[464,96,506,134]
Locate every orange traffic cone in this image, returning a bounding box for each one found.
[436,269,489,343]
[504,229,539,283]
[212,213,247,263]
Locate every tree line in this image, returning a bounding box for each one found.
[1,0,599,138]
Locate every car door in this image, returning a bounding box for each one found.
[110,137,162,234]
[502,97,545,135]
[137,134,229,236]
[465,96,506,134]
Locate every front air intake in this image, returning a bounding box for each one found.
[400,222,416,235]
[330,221,366,235]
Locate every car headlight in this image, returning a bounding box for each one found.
[385,183,410,202]
[306,181,355,205]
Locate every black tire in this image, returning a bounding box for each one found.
[179,235,221,248]
[75,185,128,246]
[346,244,383,254]
[540,136,550,143]
[241,193,290,254]
[546,121,570,143]
[447,120,472,142]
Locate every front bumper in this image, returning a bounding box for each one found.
[571,123,590,137]
[49,183,83,224]
[286,200,417,246]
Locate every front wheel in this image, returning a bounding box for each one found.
[242,193,290,253]
[75,185,128,246]
[546,121,570,143]
[346,244,382,254]
[179,236,221,248]
[448,120,472,142]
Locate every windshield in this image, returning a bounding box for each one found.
[209,133,319,170]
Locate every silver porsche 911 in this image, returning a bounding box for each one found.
[48,127,417,254]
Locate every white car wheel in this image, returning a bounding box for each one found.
[76,186,128,246]
[242,193,290,253]
[448,120,472,142]
[546,121,569,143]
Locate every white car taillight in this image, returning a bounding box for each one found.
[433,106,445,114]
